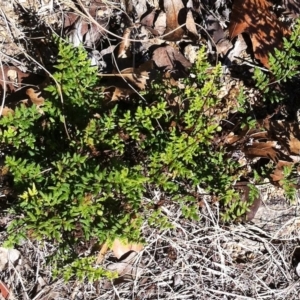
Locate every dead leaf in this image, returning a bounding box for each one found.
[243,141,291,162]
[206,15,227,45]
[105,86,134,101]
[106,251,144,278]
[141,9,156,27]
[1,107,14,117]
[64,1,110,48]
[111,238,143,260]
[131,0,148,21]
[152,45,192,72]
[120,60,153,89]
[225,34,247,64]
[154,11,167,35]
[7,69,18,84]
[186,10,199,40]
[262,119,300,155]
[229,0,290,68]
[0,66,44,95]
[0,247,21,272]
[164,0,185,41]
[271,160,294,183]
[283,0,300,18]
[117,28,132,59]
[205,15,232,56]
[26,88,45,106]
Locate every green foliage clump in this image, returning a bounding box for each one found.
[0,40,252,280]
[252,20,300,202]
[254,19,300,103]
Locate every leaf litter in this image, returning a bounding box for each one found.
[1,0,300,299]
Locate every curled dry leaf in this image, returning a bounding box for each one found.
[164,0,185,41]
[107,86,134,101]
[26,88,45,107]
[229,0,290,68]
[106,251,144,278]
[101,60,154,100]
[111,238,143,260]
[117,28,132,59]
[224,127,268,145]
[121,60,153,89]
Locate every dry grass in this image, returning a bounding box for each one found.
[1,188,299,299]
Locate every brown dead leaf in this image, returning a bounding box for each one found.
[117,60,154,90]
[206,15,227,45]
[271,160,294,183]
[111,238,143,260]
[186,10,199,40]
[152,45,192,72]
[164,0,185,41]
[262,119,300,155]
[26,88,45,106]
[289,136,300,154]
[117,28,132,59]
[224,127,268,145]
[141,9,156,27]
[0,107,14,117]
[229,0,290,68]
[244,141,284,162]
[104,85,134,101]
[204,15,233,55]
[101,60,154,99]
[0,66,44,95]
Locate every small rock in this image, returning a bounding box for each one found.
[0,247,21,271]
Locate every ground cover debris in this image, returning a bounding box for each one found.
[1,0,300,299]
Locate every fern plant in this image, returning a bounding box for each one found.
[0,40,254,281]
[254,19,300,103]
